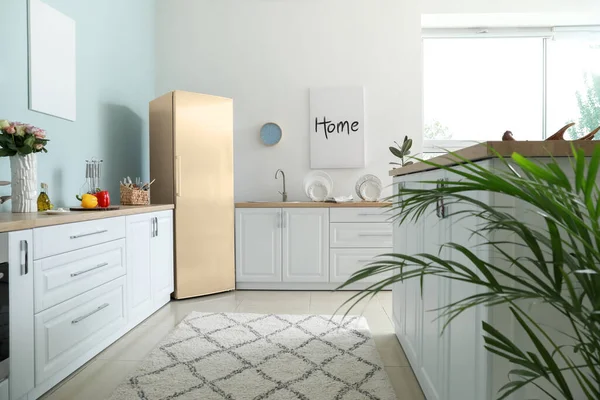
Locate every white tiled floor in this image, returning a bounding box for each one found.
[41,291,424,400]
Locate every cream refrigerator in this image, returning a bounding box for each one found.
[150,90,235,299]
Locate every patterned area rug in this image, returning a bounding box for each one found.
[109,312,396,400]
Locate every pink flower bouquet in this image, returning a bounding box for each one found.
[0,119,49,156]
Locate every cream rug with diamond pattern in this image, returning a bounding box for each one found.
[109,312,396,400]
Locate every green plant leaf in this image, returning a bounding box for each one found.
[390,146,404,158]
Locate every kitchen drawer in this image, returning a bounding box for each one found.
[34,217,126,259]
[34,277,126,385]
[330,223,393,248]
[330,208,392,223]
[34,239,126,313]
[330,248,393,283]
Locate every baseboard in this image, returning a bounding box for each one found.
[236,282,391,291]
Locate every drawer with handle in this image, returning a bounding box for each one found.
[330,208,392,223]
[34,277,126,385]
[330,248,393,283]
[33,217,126,259]
[34,239,126,313]
[330,223,393,248]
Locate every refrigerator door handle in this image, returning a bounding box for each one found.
[175,155,182,197]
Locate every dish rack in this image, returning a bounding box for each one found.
[120,185,150,205]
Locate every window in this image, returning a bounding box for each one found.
[423,28,600,153]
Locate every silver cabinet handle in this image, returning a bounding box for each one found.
[282,212,287,228]
[358,233,392,237]
[70,230,108,239]
[435,181,440,218]
[358,213,377,216]
[276,212,281,228]
[155,217,159,237]
[151,217,155,238]
[72,303,109,324]
[20,240,28,275]
[71,262,109,277]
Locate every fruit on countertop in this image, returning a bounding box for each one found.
[94,190,110,208]
[80,194,98,208]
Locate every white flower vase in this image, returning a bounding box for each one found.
[10,154,37,213]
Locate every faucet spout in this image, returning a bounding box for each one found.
[275,169,288,202]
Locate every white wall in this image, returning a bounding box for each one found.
[155,0,422,201]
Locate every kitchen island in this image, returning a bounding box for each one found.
[390,141,599,400]
[0,204,174,400]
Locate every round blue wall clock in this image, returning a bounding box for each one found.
[260,123,282,146]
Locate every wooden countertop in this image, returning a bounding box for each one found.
[390,141,600,177]
[235,201,391,208]
[0,204,174,233]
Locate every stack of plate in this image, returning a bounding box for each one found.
[304,171,333,202]
[355,174,382,202]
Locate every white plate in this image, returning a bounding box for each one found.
[355,174,382,201]
[359,181,382,202]
[44,209,70,215]
[304,171,333,200]
[307,182,328,202]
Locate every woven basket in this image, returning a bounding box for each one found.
[120,185,150,205]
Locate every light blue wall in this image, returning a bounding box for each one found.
[0,0,155,211]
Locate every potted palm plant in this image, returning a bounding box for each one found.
[340,146,600,399]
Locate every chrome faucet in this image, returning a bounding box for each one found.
[275,169,288,202]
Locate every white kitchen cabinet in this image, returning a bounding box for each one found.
[329,248,392,283]
[151,211,174,308]
[126,214,153,325]
[34,277,126,385]
[235,206,392,290]
[392,161,496,400]
[8,230,34,400]
[126,211,174,327]
[235,209,282,283]
[282,209,329,283]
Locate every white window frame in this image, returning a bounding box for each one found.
[422,26,600,153]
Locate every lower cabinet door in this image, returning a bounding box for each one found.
[151,211,174,308]
[235,209,282,282]
[8,230,35,400]
[34,277,126,384]
[126,214,153,325]
[329,248,392,283]
[282,209,329,283]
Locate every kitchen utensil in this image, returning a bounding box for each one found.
[0,196,10,205]
[0,181,9,186]
[359,181,382,202]
[303,171,333,200]
[307,181,328,202]
[355,174,382,201]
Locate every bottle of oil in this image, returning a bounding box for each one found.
[37,183,52,212]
